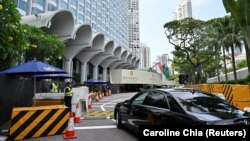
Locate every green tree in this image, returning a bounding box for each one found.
[0,0,29,70]
[164,18,217,83]
[236,59,247,69]
[22,24,65,66]
[223,0,250,75]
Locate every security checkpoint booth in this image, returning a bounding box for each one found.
[0,60,89,140]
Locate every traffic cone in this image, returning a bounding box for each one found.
[74,103,81,123]
[96,94,99,102]
[64,112,77,139]
[88,95,92,109]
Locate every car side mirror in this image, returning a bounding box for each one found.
[124,100,131,105]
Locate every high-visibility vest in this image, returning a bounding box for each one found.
[65,86,73,96]
[51,82,58,93]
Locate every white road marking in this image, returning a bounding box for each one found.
[112,119,116,122]
[75,125,117,130]
[100,99,122,111]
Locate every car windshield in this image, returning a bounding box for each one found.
[171,91,238,114]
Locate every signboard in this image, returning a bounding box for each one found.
[110,69,162,85]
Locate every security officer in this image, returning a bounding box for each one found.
[50,80,59,93]
[64,82,73,111]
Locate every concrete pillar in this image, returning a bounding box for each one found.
[93,65,98,80]
[103,67,107,82]
[81,62,87,82]
[63,58,72,74]
[70,61,73,76]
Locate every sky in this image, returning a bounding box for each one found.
[139,0,227,65]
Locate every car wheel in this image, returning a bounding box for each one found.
[116,111,122,128]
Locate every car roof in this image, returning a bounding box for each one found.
[154,88,197,92]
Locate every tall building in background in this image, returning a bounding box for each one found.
[128,0,140,57]
[172,0,192,20]
[15,0,129,49]
[139,43,150,68]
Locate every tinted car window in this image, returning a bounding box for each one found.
[167,96,182,113]
[171,91,238,114]
[143,92,169,109]
[132,91,148,105]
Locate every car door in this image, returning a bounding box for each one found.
[161,95,195,125]
[142,91,170,125]
[123,91,148,128]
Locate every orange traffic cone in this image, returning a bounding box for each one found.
[88,95,92,109]
[74,103,81,123]
[64,112,77,139]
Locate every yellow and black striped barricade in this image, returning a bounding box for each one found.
[230,85,250,109]
[8,105,70,140]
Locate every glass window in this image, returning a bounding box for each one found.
[48,4,57,11]
[167,96,182,113]
[143,92,169,109]
[79,0,85,4]
[71,0,77,6]
[173,91,238,114]
[86,10,91,18]
[78,14,84,22]
[92,8,97,15]
[92,15,96,22]
[131,92,148,105]
[19,0,27,11]
[70,8,77,17]
[86,2,91,9]
[60,0,68,9]
[33,0,44,6]
[79,5,84,13]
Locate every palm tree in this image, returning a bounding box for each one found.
[204,19,223,82]
[211,17,231,82]
[223,17,243,81]
[223,0,250,75]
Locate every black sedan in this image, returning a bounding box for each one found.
[114,88,250,131]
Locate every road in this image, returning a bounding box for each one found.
[20,92,138,141]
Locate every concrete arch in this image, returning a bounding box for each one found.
[113,46,122,58]
[116,63,130,69]
[120,50,128,62]
[22,10,74,41]
[135,59,140,68]
[131,56,137,66]
[126,54,133,64]
[109,49,128,69]
[89,40,114,66]
[100,46,122,68]
[89,34,105,51]
[76,33,105,82]
[103,41,114,55]
[64,24,92,59]
[88,40,114,80]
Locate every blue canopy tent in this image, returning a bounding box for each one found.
[32,73,73,79]
[0,60,68,105]
[0,60,66,75]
